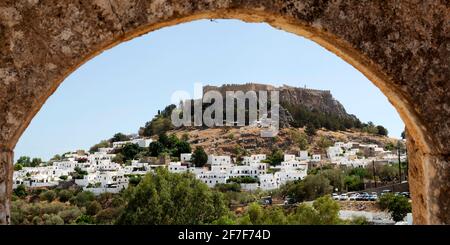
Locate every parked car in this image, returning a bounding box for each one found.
[369,193,378,201]
[260,196,272,205]
[349,193,359,201]
[381,190,391,196]
[332,193,340,200]
[284,197,296,205]
[358,192,370,201]
[400,192,410,198]
[339,193,349,201]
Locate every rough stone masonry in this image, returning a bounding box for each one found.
[0,0,448,224]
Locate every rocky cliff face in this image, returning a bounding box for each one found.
[203,83,357,126]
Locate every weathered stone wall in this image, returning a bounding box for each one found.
[0,150,13,224]
[0,0,448,224]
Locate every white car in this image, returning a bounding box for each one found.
[349,193,359,201]
[339,194,349,201]
[332,193,340,200]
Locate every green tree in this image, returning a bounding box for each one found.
[14,184,28,198]
[302,175,333,201]
[191,146,208,167]
[158,132,170,147]
[173,140,192,158]
[112,153,125,164]
[376,125,388,136]
[305,123,317,136]
[378,164,399,182]
[313,196,341,224]
[14,164,23,171]
[378,193,411,222]
[288,203,319,224]
[121,143,141,161]
[110,133,130,143]
[267,149,284,166]
[149,141,165,157]
[117,168,228,225]
[319,169,345,192]
[89,140,110,153]
[16,156,31,166]
[401,130,406,140]
[280,174,333,202]
[344,175,364,191]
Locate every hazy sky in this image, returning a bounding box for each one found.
[15,19,404,160]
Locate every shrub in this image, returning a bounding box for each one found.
[14,184,28,198]
[43,214,64,225]
[86,201,102,216]
[58,207,83,224]
[71,191,95,207]
[40,190,57,202]
[58,190,73,203]
[378,193,411,222]
[116,168,228,225]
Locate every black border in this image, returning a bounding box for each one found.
[1,225,449,244]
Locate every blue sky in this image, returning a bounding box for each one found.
[15,19,404,160]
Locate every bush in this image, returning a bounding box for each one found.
[14,184,28,198]
[378,193,411,222]
[58,207,83,224]
[76,214,96,224]
[71,191,95,207]
[40,190,57,202]
[86,201,102,216]
[280,174,333,202]
[43,214,64,225]
[227,176,258,184]
[347,216,369,225]
[96,208,122,224]
[215,183,241,192]
[116,168,228,225]
[58,190,73,203]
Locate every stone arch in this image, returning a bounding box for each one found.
[0,1,448,224]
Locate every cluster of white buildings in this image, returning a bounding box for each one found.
[13,137,406,194]
[326,141,407,168]
[167,152,309,191]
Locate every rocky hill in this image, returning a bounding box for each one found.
[139,83,391,153]
[192,83,361,129]
[167,126,396,158]
[203,83,352,119]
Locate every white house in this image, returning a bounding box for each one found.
[209,155,232,166]
[327,146,343,159]
[168,162,188,174]
[284,154,296,162]
[180,153,192,162]
[298,151,309,160]
[131,138,153,148]
[197,171,228,188]
[242,154,266,165]
[312,154,321,162]
[259,174,278,191]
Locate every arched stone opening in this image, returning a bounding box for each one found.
[0,1,448,224]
